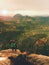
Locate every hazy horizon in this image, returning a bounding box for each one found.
[0,0,49,16]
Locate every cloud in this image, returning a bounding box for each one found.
[11,10,49,16]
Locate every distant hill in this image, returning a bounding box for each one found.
[0,14,49,31]
[13,14,22,19]
[0,14,49,24]
[13,14,49,24]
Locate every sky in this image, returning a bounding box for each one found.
[0,0,49,16]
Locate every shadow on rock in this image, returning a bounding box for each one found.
[8,54,33,65]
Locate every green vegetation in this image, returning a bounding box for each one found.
[0,14,49,56]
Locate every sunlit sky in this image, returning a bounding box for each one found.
[0,0,49,16]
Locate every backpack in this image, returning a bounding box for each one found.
[11,42,16,48]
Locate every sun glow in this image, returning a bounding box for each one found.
[0,10,49,16]
[1,10,9,16]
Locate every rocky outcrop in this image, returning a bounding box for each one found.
[0,49,49,65]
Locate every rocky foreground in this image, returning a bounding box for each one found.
[0,49,49,65]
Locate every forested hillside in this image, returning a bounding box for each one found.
[0,14,49,56]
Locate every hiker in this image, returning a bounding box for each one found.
[10,40,17,52]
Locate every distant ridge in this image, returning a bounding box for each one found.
[0,14,49,22]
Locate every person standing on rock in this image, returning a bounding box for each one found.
[10,40,17,52]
